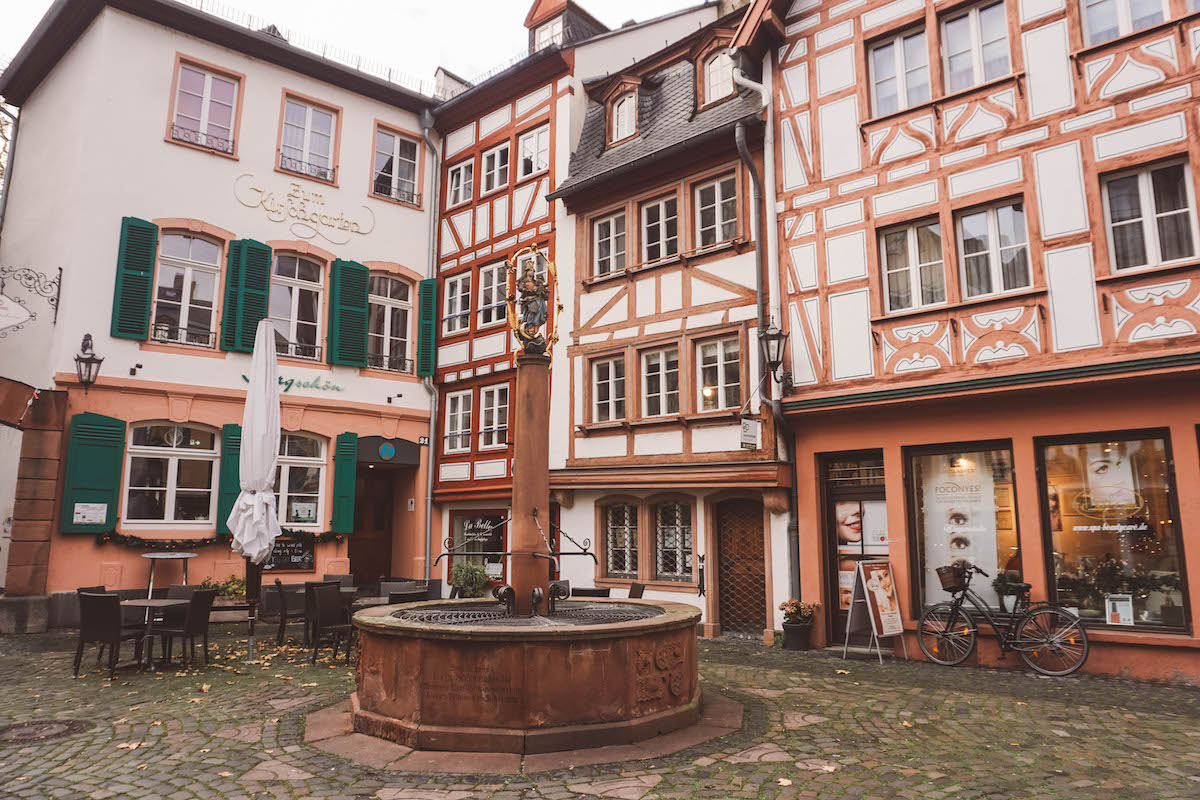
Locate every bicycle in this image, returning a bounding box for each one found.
[917,563,1089,676]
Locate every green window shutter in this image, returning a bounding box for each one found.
[216,423,242,536]
[110,217,158,340]
[59,413,126,533]
[331,432,358,533]
[220,239,272,353]
[416,278,438,376]
[327,259,369,367]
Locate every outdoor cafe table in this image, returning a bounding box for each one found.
[139,552,197,623]
[120,598,189,669]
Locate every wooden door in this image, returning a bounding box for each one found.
[716,499,766,636]
[349,469,394,584]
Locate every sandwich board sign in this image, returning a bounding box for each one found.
[842,560,909,664]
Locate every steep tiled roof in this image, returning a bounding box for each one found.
[551,58,761,200]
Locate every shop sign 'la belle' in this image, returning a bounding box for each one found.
[506,245,563,357]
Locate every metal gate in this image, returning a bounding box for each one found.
[716,499,766,637]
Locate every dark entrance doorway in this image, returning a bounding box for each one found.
[822,452,887,646]
[715,498,766,637]
[350,468,394,584]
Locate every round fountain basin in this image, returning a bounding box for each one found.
[351,598,701,754]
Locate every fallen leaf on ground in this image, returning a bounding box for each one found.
[136,765,147,770]
[779,778,792,786]
[116,743,141,750]
[199,684,210,693]
[902,721,914,728]
[218,771,232,777]
[188,698,204,704]
[835,669,850,675]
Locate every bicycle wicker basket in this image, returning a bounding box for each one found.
[936,565,967,592]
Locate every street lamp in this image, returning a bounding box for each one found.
[759,324,790,390]
[74,334,104,393]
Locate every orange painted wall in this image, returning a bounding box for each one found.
[791,369,1200,682]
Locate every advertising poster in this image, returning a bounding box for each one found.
[835,500,889,555]
[1106,593,1134,625]
[859,561,903,637]
[921,454,998,608]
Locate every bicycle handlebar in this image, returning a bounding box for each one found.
[967,564,990,578]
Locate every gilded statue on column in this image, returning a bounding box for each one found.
[506,245,561,357]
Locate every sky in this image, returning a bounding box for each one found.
[1,0,704,91]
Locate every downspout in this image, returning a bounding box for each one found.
[420,108,440,585]
[0,105,20,239]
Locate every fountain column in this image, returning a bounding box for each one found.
[509,351,551,616]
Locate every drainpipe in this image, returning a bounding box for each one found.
[0,105,20,240]
[420,108,440,585]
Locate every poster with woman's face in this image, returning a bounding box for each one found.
[838,556,856,610]
[1078,442,1142,520]
[921,453,999,607]
[836,500,888,555]
[860,561,903,637]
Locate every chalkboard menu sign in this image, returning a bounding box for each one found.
[262,538,315,572]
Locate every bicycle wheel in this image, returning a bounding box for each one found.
[1015,606,1089,676]
[917,602,977,666]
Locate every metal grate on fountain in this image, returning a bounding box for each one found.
[393,601,663,627]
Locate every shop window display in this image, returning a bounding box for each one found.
[909,446,1021,610]
[1039,435,1186,629]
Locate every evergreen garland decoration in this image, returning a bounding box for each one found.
[94,528,345,550]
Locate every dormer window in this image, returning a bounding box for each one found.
[535,16,564,50]
[703,51,735,105]
[611,93,636,143]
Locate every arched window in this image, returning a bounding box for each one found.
[153,233,221,347]
[602,503,638,579]
[611,93,635,142]
[703,51,734,104]
[270,254,324,360]
[652,500,693,581]
[275,433,325,527]
[124,423,220,523]
[367,273,413,372]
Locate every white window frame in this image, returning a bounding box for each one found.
[172,64,237,154]
[478,262,508,328]
[1081,0,1168,45]
[641,195,680,263]
[152,233,221,347]
[642,347,680,418]
[695,175,738,247]
[1102,159,1198,272]
[516,248,549,283]
[482,142,510,194]
[444,390,473,454]
[940,1,1011,94]
[275,433,325,529]
[367,273,412,372]
[517,124,550,181]
[594,211,627,276]
[535,16,564,50]
[869,28,929,116]
[604,503,638,579]
[955,199,1032,300]
[372,128,419,204]
[123,423,220,526]
[479,383,510,450]
[879,220,947,313]
[447,159,474,207]
[269,254,324,360]
[697,336,741,412]
[653,501,693,582]
[280,98,336,181]
[593,356,627,423]
[611,93,635,142]
[443,273,471,335]
[703,51,735,104]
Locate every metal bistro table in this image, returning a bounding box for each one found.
[120,597,189,669]
[140,552,197,624]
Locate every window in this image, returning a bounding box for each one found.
[367,274,411,372]
[611,93,635,142]
[642,196,679,262]
[593,212,627,276]
[703,51,735,104]
[517,125,550,180]
[643,347,680,417]
[593,356,626,422]
[603,504,638,578]
[275,433,324,527]
[535,16,564,50]
[447,160,474,207]
[909,445,1020,611]
[443,273,471,335]
[1103,161,1196,271]
[477,262,508,327]
[653,501,693,581]
[125,423,218,523]
[269,254,323,359]
[152,233,221,347]
[698,337,740,411]
[1038,433,1187,629]
[372,129,419,204]
[280,98,336,181]
[1082,0,1166,45]
[444,390,472,453]
[479,384,509,449]
[869,30,929,116]
[451,512,506,571]
[880,220,946,312]
[172,64,236,154]
[482,142,510,194]
[696,176,738,247]
[941,1,1010,93]
[957,200,1031,298]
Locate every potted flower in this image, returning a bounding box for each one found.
[779,599,819,651]
[450,562,491,598]
[991,570,1023,613]
[202,576,248,622]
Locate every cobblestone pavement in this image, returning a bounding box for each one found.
[1,625,1199,799]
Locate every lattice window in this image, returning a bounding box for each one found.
[653,501,692,581]
[604,504,638,579]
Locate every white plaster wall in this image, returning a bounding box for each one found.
[0,426,21,590]
[0,8,434,417]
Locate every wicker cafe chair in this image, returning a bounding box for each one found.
[75,592,145,678]
[161,584,200,627]
[628,583,646,599]
[387,589,429,604]
[380,581,419,597]
[304,581,340,644]
[322,574,354,588]
[572,587,611,598]
[259,579,307,645]
[150,588,217,668]
[311,583,354,663]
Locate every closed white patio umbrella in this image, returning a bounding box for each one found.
[228,319,282,659]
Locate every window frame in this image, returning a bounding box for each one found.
[477,262,508,329]
[269,253,325,361]
[1101,158,1198,273]
[593,210,628,276]
[592,354,627,423]
[702,50,735,105]
[611,93,636,143]
[868,27,930,117]
[446,159,475,208]
[535,16,565,50]
[1081,0,1169,46]
[879,218,948,314]
[651,498,695,583]
[955,198,1032,300]
[478,383,510,451]
[481,141,511,195]
[696,334,742,413]
[168,58,241,157]
[278,93,340,184]
[275,432,325,529]
[939,0,1011,94]
[442,272,472,336]
[151,232,222,348]
[444,389,473,454]
[600,501,639,579]
[371,124,421,206]
[641,346,681,418]
[516,124,550,182]
[641,194,680,264]
[367,272,413,373]
[122,422,220,526]
[694,174,739,248]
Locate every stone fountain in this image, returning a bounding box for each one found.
[351,247,700,754]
